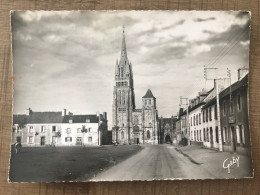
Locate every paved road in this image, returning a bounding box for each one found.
[91,144,215,181]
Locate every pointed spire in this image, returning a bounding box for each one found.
[121,25,127,59]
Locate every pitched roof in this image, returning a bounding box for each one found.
[27,112,63,124]
[13,114,28,125]
[142,89,155,98]
[62,115,99,123]
[203,74,248,109]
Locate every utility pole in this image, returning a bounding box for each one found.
[180,96,190,145]
[204,66,225,152]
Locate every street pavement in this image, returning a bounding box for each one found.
[176,145,253,179]
[90,144,217,181]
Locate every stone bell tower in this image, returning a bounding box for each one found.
[112,27,135,144]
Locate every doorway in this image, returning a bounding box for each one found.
[231,126,237,152]
[40,137,45,146]
[16,136,21,143]
[165,134,172,144]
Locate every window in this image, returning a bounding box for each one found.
[121,67,124,77]
[236,126,240,144]
[199,113,201,124]
[206,128,209,142]
[65,137,72,142]
[66,128,71,134]
[69,119,73,123]
[76,137,82,142]
[52,126,56,132]
[193,115,195,126]
[149,100,151,105]
[196,115,198,126]
[88,136,92,143]
[29,126,34,133]
[214,105,218,120]
[122,91,125,104]
[203,128,206,141]
[203,111,205,123]
[190,117,192,126]
[118,107,126,112]
[230,101,234,113]
[216,126,219,143]
[206,109,208,122]
[147,130,151,139]
[200,130,202,141]
[29,136,33,144]
[86,118,90,123]
[77,128,82,133]
[145,100,147,105]
[223,101,226,116]
[41,126,45,133]
[209,107,212,121]
[237,94,241,111]
[121,131,124,139]
[239,125,245,144]
[223,127,227,143]
[194,131,196,141]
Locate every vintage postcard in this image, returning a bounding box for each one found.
[9,10,253,182]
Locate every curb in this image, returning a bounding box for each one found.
[175,148,203,165]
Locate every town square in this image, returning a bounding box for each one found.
[9,10,253,182]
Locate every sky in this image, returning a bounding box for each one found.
[12,11,250,129]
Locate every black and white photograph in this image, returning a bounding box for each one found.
[9,10,253,182]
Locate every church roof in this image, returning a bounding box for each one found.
[142,89,155,98]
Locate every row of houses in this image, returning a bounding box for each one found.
[176,72,251,156]
[12,109,112,147]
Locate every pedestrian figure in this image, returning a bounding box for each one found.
[14,141,22,154]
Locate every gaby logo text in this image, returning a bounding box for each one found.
[223,156,240,173]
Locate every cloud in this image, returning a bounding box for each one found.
[11,11,251,128]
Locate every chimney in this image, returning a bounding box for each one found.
[62,109,67,116]
[238,69,241,80]
[103,112,107,120]
[28,108,32,115]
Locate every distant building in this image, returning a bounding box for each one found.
[112,28,159,144]
[158,116,177,144]
[12,109,110,146]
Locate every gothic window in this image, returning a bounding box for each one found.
[121,131,124,139]
[122,91,125,104]
[119,91,121,104]
[147,130,150,139]
[121,67,124,77]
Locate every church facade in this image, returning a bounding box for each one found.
[112,29,159,145]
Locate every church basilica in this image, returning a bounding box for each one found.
[112,29,159,144]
